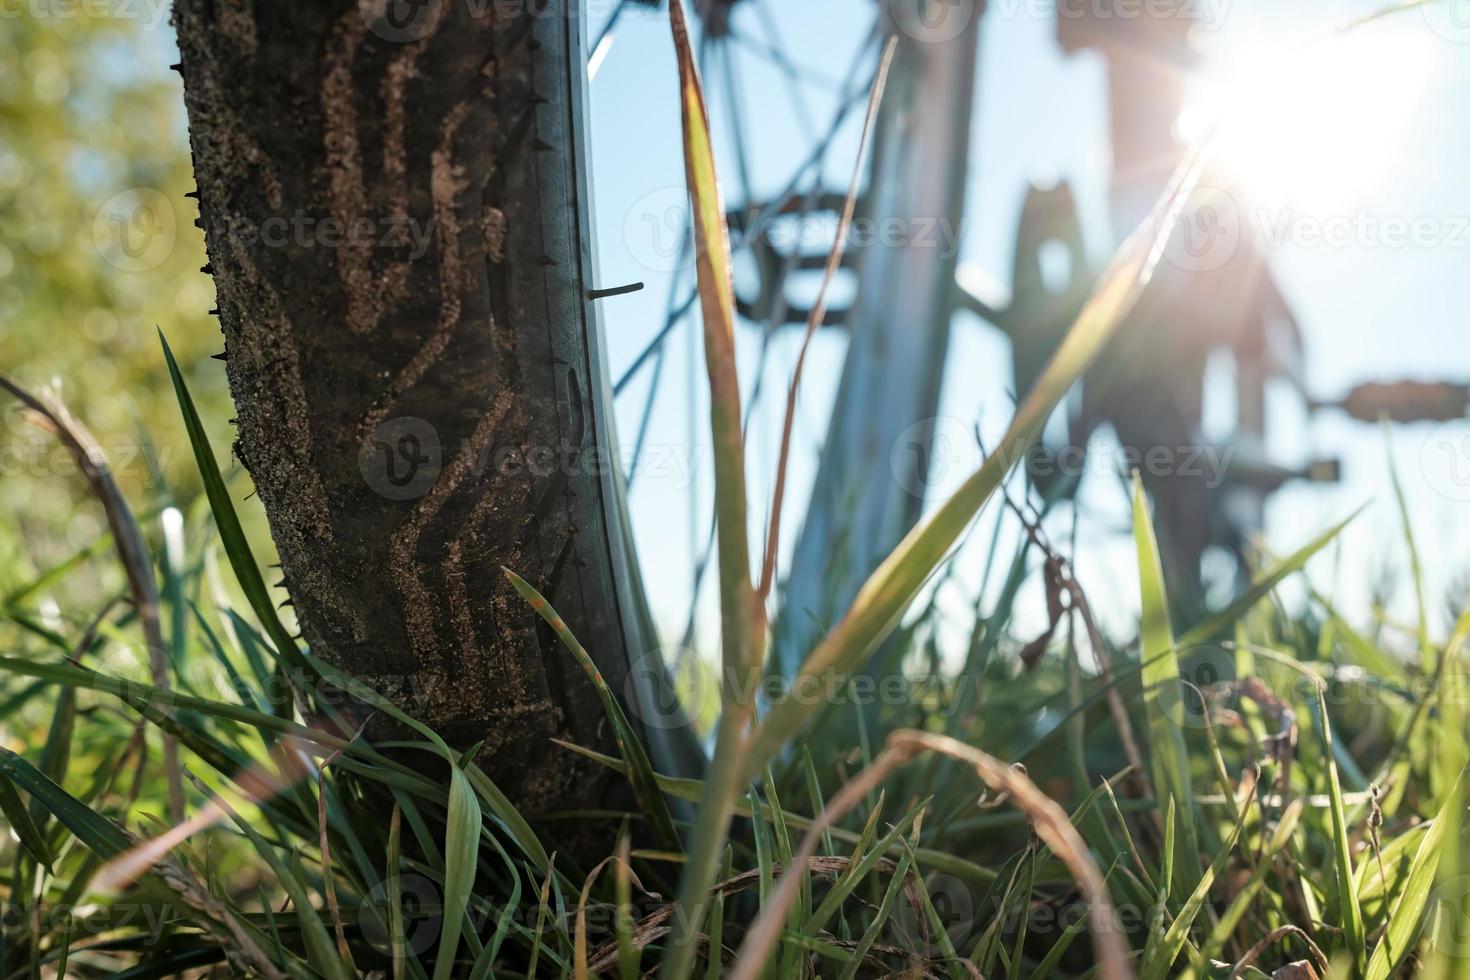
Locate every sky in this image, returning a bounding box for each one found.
[584,0,1470,654]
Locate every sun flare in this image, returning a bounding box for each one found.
[1180,30,1436,210]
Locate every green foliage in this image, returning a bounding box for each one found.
[2,311,1463,977]
[0,9,228,503]
[2,4,1467,979]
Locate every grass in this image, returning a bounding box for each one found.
[0,369,1464,979]
[2,3,1468,978]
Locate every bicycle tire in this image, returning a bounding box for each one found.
[174,0,700,814]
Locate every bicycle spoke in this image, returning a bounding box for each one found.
[588,0,634,80]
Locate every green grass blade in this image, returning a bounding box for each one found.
[462,763,549,873]
[801,746,835,856]
[159,330,306,674]
[1316,686,1368,972]
[661,1,768,974]
[1141,775,1252,980]
[750,136,1210,775]
[0,769,52,870]
[747,786,774,906]
[2,750,286,976]
[706,844,733,979]
[1200,798,1304,968]
[803,798,930,938]
[526,854,557,980]
[837,843,914,980]
[1383,420,1431,666]
[899,837,966,979]
[555,738,996,883]
[1365,772,1459,980]
[1176,506,1364,649]
[431,767,482,980]
[762,767,808,977]
[1132,473,1200,886]
[236,830,347,978]
[1022,863,1112,980]
[0,747,133,860]
[387,804,408,980]
[614,836,639,980]
[504,568,679,852]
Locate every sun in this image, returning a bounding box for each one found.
[1179,28,1437,211]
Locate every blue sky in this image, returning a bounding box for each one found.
[586,0,1470,653]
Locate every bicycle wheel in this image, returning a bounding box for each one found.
[174,0,699,814]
